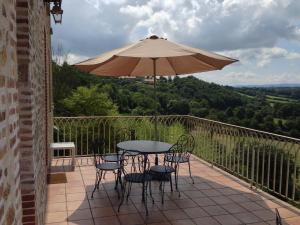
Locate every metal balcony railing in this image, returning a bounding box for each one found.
[53,115,300,206]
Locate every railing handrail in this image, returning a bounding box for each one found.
[53,115,300,143]
[184,115,300,143]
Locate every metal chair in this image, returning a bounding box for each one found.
[118,153,154,216]
[91,140,123,199]
[165,134,195,185]
[149,142,181,204]
[103,128,141,172]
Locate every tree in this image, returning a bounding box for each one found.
[63,86,118,116]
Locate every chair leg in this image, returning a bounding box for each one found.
[91,171,99,199]
[188,161,194,184]
[126,182,132,201]
[149,180,154,204]
[161,179,166,204]
[118,180,127,212]
[174,165,179,190]
[169,173,173,192]
[97,170,103,189]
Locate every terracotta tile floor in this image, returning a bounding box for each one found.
[46,156,300,225]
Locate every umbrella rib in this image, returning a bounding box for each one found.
[166,57,178,75]
[128,57,142,77]
[191,54,220,70]
[88,55,118,73]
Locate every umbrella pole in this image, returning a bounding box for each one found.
[153,58,159,165]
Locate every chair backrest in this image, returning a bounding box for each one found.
[166,134,195,165]
[91,139,105,166]
[176,134,195,154]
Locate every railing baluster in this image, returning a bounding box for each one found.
[52,115,300,205]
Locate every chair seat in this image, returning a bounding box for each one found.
[124,173,152,183]
[150,165,175,173]
[96,162,120,170]
[165,155,189,163]
[103,154,121,162]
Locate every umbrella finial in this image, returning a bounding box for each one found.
[149,35,159,39]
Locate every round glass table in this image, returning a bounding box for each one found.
[117,140,172,215]
[117,140,172,154]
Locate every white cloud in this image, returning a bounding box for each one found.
[120,5,153,18]
[220,47,300,67]
[195,71,300,86]
[53,53,89,65]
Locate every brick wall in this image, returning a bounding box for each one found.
[0,0,23,224]
[0,0,52,224]
[17,0,52,224]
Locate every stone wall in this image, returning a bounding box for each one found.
[0,0,52,224]
[0,0,23,224]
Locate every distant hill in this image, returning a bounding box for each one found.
[233,83,300,88]
[53,63,300,139]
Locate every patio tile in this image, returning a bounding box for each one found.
[283,216,300,225]
[220,203,246,214]
[141,211,168,224]
[174,199,198,208]
[115,203,138,214]
[46,202,67,212]
[66,186,86,194]
[89,197,112,208]
[184,190,206,198]
[147,223,171,225]
[94,216,120,225]
[67,200,90,211]
[184,207,209,218]
[67,209,93,221]
[194,183,211,190]
[239,201,265,211]
[67,193,87,202]
[233,212,261,224]
[275,208,299,219]
[203,205,228,216]
[228,194,250,203]
[255,199,282,209]
[118,213,143,225]
[47,194,66,203]
[87,190,108,199]
[201,189,222,197]
[252,209,276,221]
[213,214,242,225]
[193,216,220,225]
[163,209,189,221]
[45,222,68,225]
[193,197,216,207]
[68,219,94,225]
[47,157,300,225]
[156,201,179,211]
[171,219,196,225]
[210,196,233,205]
[91,206,115,218]
[45,212,67,223]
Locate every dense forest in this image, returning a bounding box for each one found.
[53,62,300,139]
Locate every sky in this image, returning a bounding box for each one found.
[52,0,300,86]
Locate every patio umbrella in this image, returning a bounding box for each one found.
[74,35,238,163]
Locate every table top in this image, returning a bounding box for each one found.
[50,142,75,149]
[117,140,172,154]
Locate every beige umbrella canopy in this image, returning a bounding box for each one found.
[74,35,238,164]
[74,35,238,77]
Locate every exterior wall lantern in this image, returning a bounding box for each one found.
[45,0,63,24]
